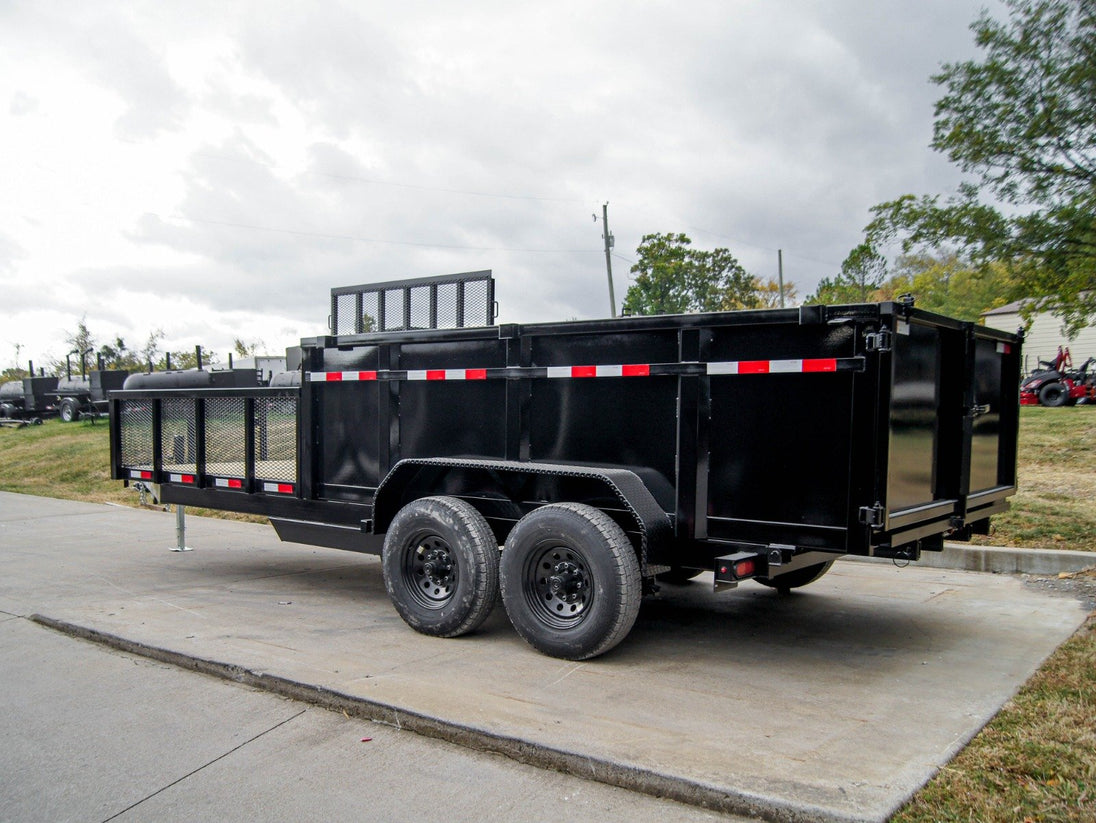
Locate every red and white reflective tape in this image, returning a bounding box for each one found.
[263,482,295,494]
[406,369,489,381]
[707,358,837,375]
[168,473,196,484]
[546,364,651,378]
[308,357,845,382]
[213,478,244,489]
[311,370,378,382]
[128,469,153,480]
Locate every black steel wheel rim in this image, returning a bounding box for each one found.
[523,541,594,629]
[402,533,458,610]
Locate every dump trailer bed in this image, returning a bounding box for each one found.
[110,274,1021,659]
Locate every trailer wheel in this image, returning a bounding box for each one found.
[500,503,641,660]
[1038,382,1070,407]
[59,399,79,423]
[755,559,835,594]
[382,496,499,638]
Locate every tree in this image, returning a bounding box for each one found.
[755,277,799,309]
[622,233,762,316]
[806,243,888,304]
[864,0,1096,334]
[138,329,165,370]
[233,337,265,358]
[161,348,220,370]
[876,253,1020,321]
[64,316,96,365]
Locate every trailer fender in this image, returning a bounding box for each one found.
[371,457,672,569]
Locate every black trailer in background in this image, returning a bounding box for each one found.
[110,272,1021,659]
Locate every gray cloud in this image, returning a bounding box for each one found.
[1,0,1004,364]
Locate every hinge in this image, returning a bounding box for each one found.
[864,326,893,353]
[859,504,885,528]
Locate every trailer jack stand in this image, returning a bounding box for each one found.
[171,505,193,552]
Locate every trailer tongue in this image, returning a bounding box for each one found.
[110,272,1021,659]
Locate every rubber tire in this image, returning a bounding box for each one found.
[500,503,641,660]
[755,559,836,594]
[59,399,78,423]
[382,496,499,638]
[1039,382,1070,407]
[656,566,704,584]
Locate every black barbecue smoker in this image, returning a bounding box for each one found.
[111,271,1021,659]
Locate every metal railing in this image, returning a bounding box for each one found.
[330,271,496,335]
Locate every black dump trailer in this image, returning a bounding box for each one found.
[110,272,1022,659]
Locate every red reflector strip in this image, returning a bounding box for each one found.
[622,364,650,377]
[129,469,153,480]
[426,370,446,381]
[571,365,597,378]
[803,358,838,372]
[465,368,487,380]
[214,478,244,489]
[263,482,294,494]
[739,360,770,374]
[168,473,196,484]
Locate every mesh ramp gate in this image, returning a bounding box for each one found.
[115,390,298,492]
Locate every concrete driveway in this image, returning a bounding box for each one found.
[0,491,1088,822]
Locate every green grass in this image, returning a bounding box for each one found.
[3,408,1095,822]
[893,608,1096,822]
[972,406,1096,551]
[0,417,261,521]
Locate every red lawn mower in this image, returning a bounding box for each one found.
[1020,346,1096,406]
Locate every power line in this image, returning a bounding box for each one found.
[157,213,601,254]
[684,225,843,270]
[189,150,590,204]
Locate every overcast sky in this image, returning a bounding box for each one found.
[1,0,1001,370]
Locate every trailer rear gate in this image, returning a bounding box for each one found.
[110,275,1020,659]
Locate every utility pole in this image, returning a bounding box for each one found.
[777,249,786,309]
[600,203,617,318]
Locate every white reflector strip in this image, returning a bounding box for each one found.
[547,366,571,379]
[129,469,152,480]
[707,361,739,375]
[263,482,294,494]
[406,370,428,381]
[596,364,623,378]
[769,359,802,373]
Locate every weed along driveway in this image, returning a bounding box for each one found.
[0,491,1088,823]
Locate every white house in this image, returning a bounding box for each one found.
[981,300,1096,372]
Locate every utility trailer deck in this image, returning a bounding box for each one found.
[111,272,1022,659]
